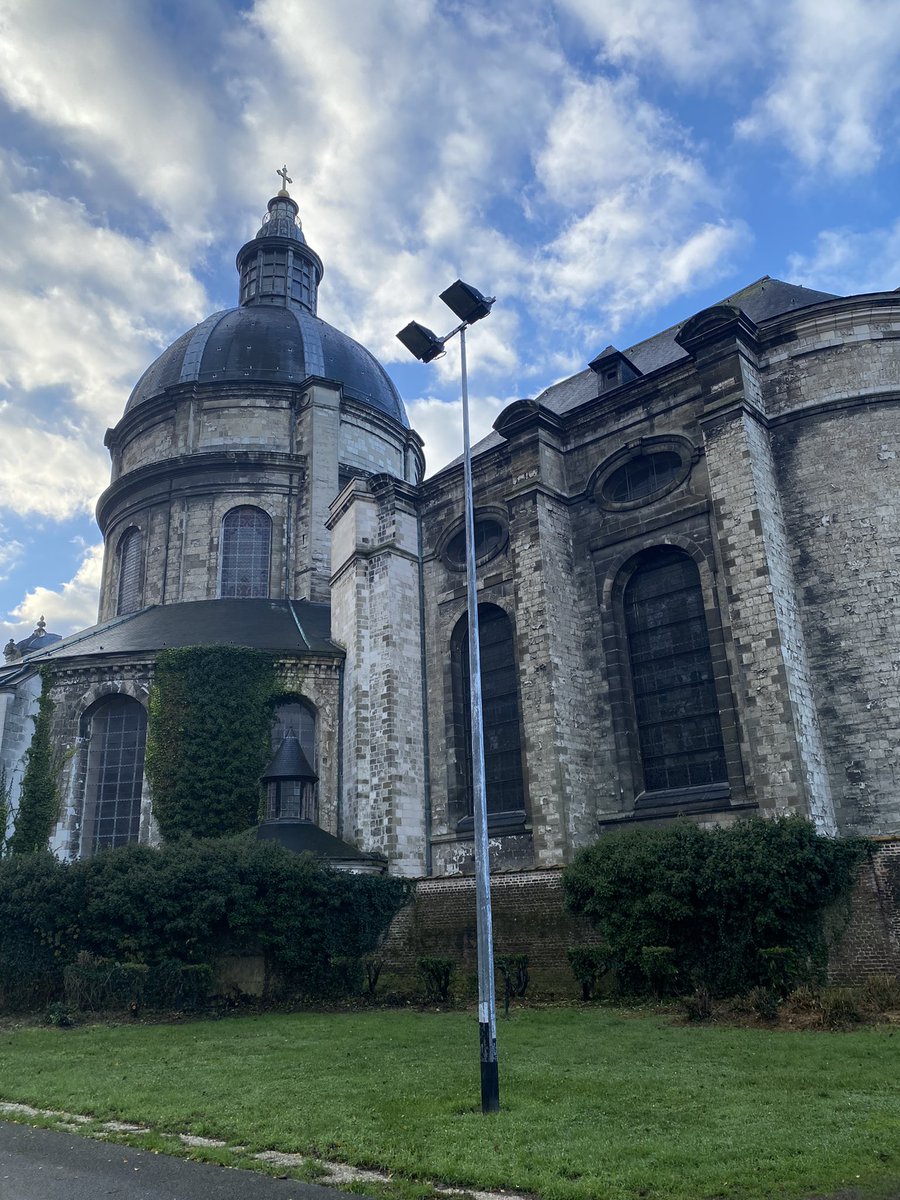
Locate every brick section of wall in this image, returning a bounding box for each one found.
[380,868,602,998]
[383,848,900,997]
[829,838,900,981]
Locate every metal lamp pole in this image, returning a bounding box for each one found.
[458,323,499,1113]
[397,284,499,1113]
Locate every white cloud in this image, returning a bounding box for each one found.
[558,0,768,85]
[736,0,900,175]
[4,542,103,642]
[407,394,510,477]
[786,220,900,295]
[533,77,748,326]
[0,533,23,583]
[0,417,108,520]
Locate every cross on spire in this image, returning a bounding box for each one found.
[276,164,292,193]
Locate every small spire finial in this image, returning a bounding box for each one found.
[276,164,292,195]
[34,615,46,637]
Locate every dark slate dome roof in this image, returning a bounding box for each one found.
[126,304,408,427]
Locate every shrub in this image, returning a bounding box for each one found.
[758,947,798,998]
[418,957,454,1003]
[0,839,410,1011]
[821,986,861,1028]
[567,946,609,1001]
[365,958,383,999]
[786,984,821,1013]
[496,954,529,1016]
[10,673,59,854]
[563,817,864,996]
[681,985,713,1022]
[640,946,678,998]
[746,985,779,1021]
[860,973,900,1013]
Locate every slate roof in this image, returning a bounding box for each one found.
[434,277,839,474]
[0,599,341,669]
[126,304,409,428]
[257,819,385,863]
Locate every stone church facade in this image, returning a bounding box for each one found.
[2,184,899,876]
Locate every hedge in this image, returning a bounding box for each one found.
[0,837,410,1011]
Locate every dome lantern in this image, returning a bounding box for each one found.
[236,167,324,314]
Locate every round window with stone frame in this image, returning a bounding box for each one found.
[442,515,508,571]
[595,441,695,511]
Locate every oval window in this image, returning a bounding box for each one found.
[445,518,505,569]
[601,450,684,506]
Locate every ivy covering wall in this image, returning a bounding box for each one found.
[10,669,59,854]
[145,646,276,840]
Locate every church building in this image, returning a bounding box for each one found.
[2,180,899,876]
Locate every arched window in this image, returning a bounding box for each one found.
[451,604,524,822]
[268,699,317,822]
[219,506,271,598]
[623,547,727,794]
[116,528,142,615]
[82,695,147,854]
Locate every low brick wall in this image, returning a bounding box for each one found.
[382,839,900,998]
[828,837,900,982]
[380,868,602,999]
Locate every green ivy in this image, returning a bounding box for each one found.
[10,670,58,855]
[145,646,276,840]
[563,817,865,996]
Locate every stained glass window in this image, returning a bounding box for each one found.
[445,519,505,569]
[116,528,142,615]
[453,605,524,817]
[220,506,271,599]
[84,696,147,853]
[624,548,727,793]
[603,451,683,505]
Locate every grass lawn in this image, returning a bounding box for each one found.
[0,1007,897,1200]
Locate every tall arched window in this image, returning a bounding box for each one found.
[116,528,142,615]
[624,547,727,794]
[82,695,147,854]
[219,506,271,598]
[451,604,525,822]
[268,699,317,822]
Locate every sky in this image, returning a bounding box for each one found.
[0,0,899,647]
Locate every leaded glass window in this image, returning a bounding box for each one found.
[603,451,683,505]
[624,548,727,792]
[220,507,271,598]
[116,528,142,615]
[84,696,147,853]
[453,605,524,817]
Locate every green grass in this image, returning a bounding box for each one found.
[0,1007,897,1200]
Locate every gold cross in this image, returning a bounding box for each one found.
[277,164,292,191]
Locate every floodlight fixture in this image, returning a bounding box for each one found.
[396,321,445,363]
[439,279,495,325]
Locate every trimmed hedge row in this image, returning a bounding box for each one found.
[0,837,410,1012]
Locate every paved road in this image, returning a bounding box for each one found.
[0,1122,371,1200]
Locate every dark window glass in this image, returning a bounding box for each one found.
[116,528,142,615]
[453,605,524,816]
[85,697,147,853]
[603,451,683,505]
[445,519,504,568]
[220,507,271,598]
[624,548,727,793]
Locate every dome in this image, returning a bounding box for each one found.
[125,304,408,427]
[124,184,408,428]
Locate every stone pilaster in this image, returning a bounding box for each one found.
[328,475,427,875]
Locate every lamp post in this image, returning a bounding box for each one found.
[397,280,500,1114]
